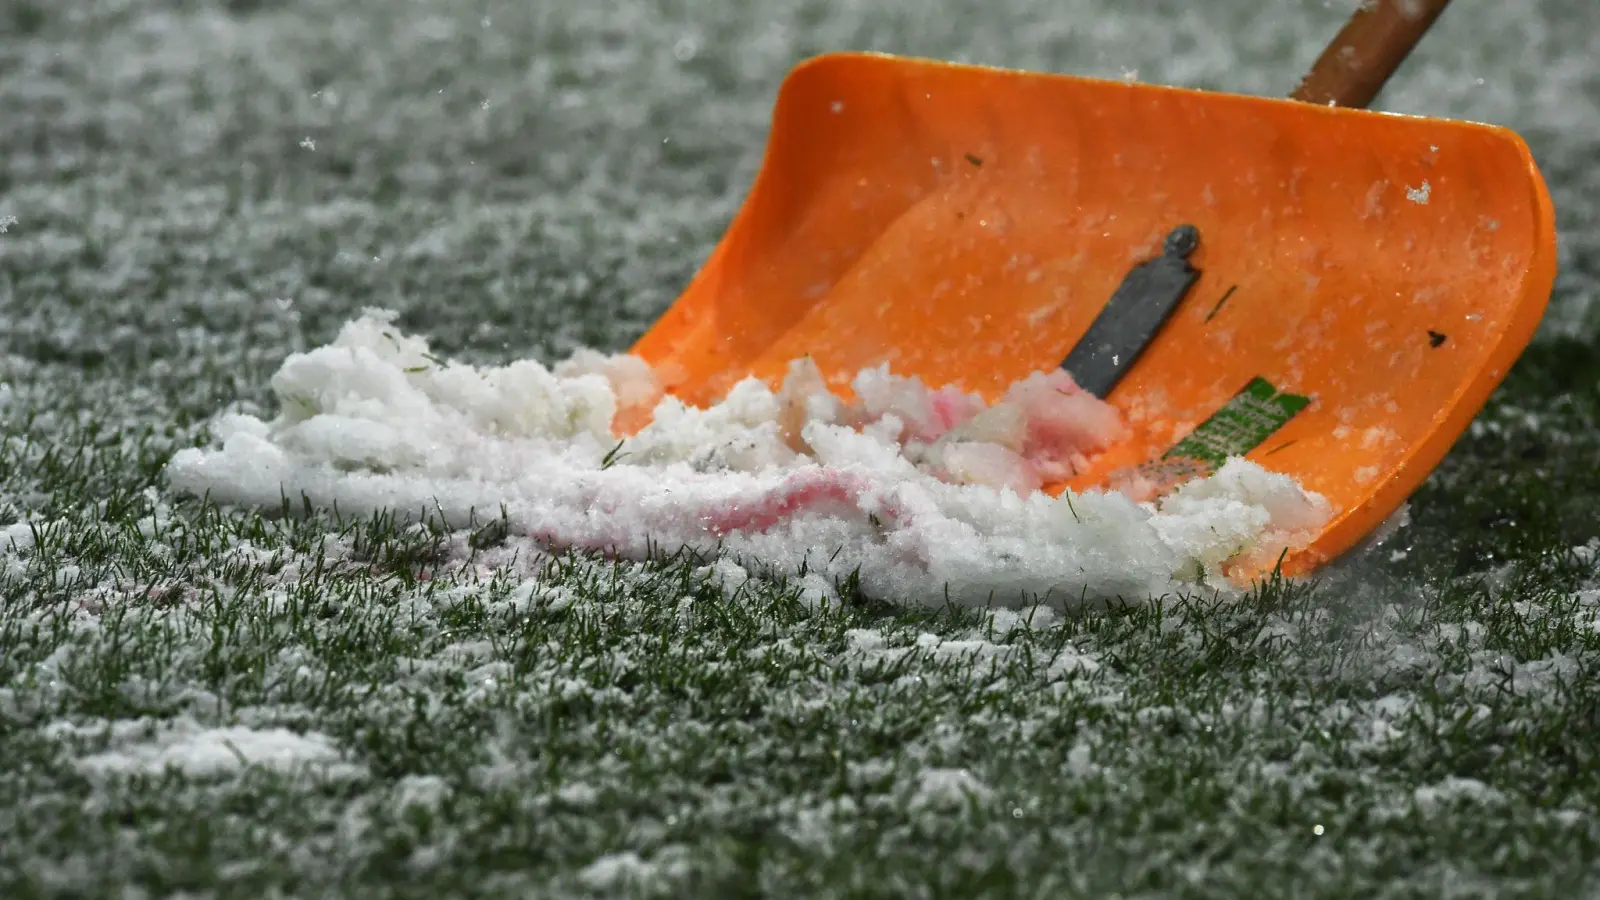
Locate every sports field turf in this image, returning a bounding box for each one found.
[4,0,1600,896]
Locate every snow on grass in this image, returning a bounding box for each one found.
[578,851,682,893]
[906,767,993,812]
[5,0,1600,894]
[63,717,360,781]
[4,444,1600,893]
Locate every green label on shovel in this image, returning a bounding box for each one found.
[1161,376,1311,470]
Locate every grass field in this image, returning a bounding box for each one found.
[5,0,1600,896]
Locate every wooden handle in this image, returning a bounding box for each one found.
[1291,0,1453,109]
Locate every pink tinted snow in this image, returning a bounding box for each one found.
[529,360,1132,553]
[763,358,1127,497]
[694,468,888,537]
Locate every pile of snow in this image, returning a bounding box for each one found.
[166,309,1330,608]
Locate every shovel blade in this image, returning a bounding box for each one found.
[630,52,1557,576]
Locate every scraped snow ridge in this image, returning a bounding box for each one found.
[167,309,1331,607]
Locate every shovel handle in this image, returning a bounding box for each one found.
[1291,0,1454,109]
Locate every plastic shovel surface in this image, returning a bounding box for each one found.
[627,6,1558,578]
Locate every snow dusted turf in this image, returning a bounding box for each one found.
[4,0,1600,896]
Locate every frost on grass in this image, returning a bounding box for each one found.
[166,309,1331,609]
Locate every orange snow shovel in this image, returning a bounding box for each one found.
[628,0,1558,578]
